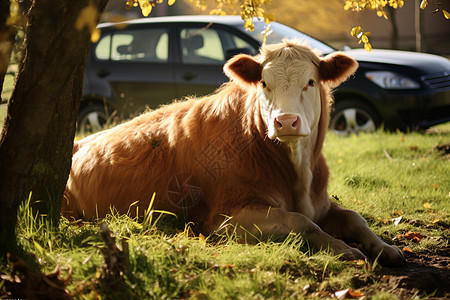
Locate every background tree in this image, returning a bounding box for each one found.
[344,0,449,51]
[0,0,109,257]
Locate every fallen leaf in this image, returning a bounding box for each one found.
[423,202,432,209]
[408,145,419,150]
[335,288,364,299]
[404,231,424,240]
[382,275,392,281]
[402,247,413,253]
[335,288,350,299]
[431,219,440,224]
[221,264,234,269]
[390,216,402,226]
[348,289,364,298]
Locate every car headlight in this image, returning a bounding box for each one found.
[365,71,420,89]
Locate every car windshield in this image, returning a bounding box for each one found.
[234,20,335,55]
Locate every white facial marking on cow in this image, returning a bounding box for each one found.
[259,56,321,143]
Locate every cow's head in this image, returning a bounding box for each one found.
[224,40,358,142]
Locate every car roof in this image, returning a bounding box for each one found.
[98,15,248,29]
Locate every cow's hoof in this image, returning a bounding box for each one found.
[373,243,406,267]
[339,247,367,261]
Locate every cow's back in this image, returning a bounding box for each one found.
[63,84,298,230]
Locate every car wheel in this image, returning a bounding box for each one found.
[330,99,380,136]
[78,104,108,135]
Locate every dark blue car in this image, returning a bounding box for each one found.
[80,15,450,135]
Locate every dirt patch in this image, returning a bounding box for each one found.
[363,246,450,298]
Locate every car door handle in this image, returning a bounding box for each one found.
[182,72,197,81]
[97,69,111,78]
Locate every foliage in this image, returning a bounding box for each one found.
[344,0,449,51]
[125,0,176,17]
[185,0,274,31]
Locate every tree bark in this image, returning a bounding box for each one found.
[0,0,109,257]
[387,7,399,50]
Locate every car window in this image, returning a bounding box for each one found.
[95,28,169,62]
[180,28,224,64]
[240,21,335,55]
[179,27,257,65]
[95,33,111,60]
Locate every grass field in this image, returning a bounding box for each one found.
[1,124,449,299]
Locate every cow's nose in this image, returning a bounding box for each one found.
[274,114,300,136]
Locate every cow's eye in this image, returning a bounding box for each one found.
[261,81,267,88]
[308,79,315,87]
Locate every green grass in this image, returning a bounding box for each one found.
[1,123,449,299]
[0,104,5,129]
[1,73,14,103]
[0,73,14,130]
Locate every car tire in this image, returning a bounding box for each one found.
[330,99,380,136]
[77,104,109,136]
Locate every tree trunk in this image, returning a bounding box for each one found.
[387,6,399,50]
[0,0,109,257]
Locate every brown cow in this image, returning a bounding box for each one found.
[63,40,405,267]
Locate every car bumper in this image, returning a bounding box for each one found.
[377,88,450,130]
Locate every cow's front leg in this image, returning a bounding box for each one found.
[318,202,406,267]
[224,206,366,261]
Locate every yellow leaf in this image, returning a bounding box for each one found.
[138,0,152,17]
[350,26,362,37]
[443,10,450,19]
[168,0,176,5]
[91,28,101,43]
[364,42,372,52]
[361,34,369,44]
[423,202,432,209]
[75,4,98,32]
[263,13,276,24]
[244,18,254,31]
[420,0,428,10]
[431,218,440,224]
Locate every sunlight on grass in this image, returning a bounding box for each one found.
[2,122,449,299]
[324,123,449,244]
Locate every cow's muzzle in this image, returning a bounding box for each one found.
[274,114,303,137]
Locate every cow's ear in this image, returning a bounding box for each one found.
[224,54,262,84]
[319,53,358,88]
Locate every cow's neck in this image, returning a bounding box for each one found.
[284,128,318,219]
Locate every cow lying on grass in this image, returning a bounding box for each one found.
[63,40,405,267]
